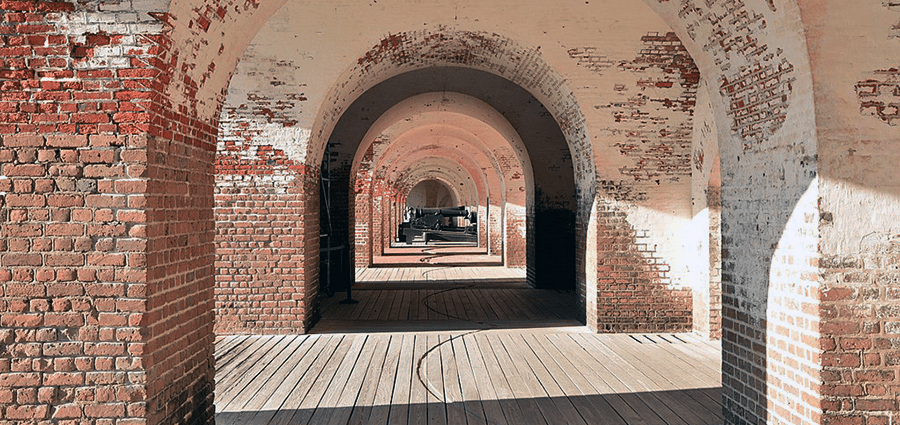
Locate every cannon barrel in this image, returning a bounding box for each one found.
[414,206,470,218]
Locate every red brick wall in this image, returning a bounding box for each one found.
[505,207,527,268]
[646,0,820,423]
[0,3,140,423]
[0,1,219,423]
[0,1,857,424]
[820,226,900,424]
[595,202,693,332]
[806,0,900,421]
[689,83,722,341]
[351,126,524,269]
[855,68,899,125]
[1,129,161,424]
[607,31,697,182]
[214,110,319,334]
[370,182,387,262]
[584,30,698,332]
[145,134,216,425]
[353,143,375,268]
[706,182,723,340]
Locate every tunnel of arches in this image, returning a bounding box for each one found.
[8,0,888,423]
[407,180,459,209]
[347,91,533,274]
[322,68,575,295]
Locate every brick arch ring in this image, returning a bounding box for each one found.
[351,93,531,268]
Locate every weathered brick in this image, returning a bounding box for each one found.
[1,253,42,266]
[3,163,45,176]
[45,134,87,148]
[84,403,125,418]
[1,134,44,147]
[51,404,82,419]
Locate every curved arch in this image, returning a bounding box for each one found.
[383,151,484,206]
[635,2,820,423]
[187,2,821,424]
[355,154,481,267]
[358,144,494,265]
[0,0,846,424]
[370,130,526,265]
[352,92,533,191]
[308,27,594,203]
[354,140,490,264]
[164,0,290,123]
[375,131,502,202]
[381,144,508,258]
[407,179,460,208]
[374,134,496,200]
[350,93,532,268]
[396,165,477,204]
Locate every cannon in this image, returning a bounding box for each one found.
[398,206,477,244]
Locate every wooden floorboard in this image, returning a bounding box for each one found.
[217,266,722,425]
[392,334,418,425]
[408,334,429,425]
[425,333,448,425]
[321,290,578,325]
[216,331,722,425]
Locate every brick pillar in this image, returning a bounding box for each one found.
[0,3,236,423]
[703,181,723,340]
[505,203,526,267]
[353,187,371,268]
[145,132,217,425]
[369,182,386,265]
[213,163,319,334]
[807,2,900,421]
[1,130,166,423]
[820,215,900,424]
[594,201,692,332]
[373,187,390,258]
[489,201,503,258]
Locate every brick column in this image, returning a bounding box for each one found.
[213,162,319,335]
[0,3,222,423]
[594,201,693,332]
[145,131,217,425]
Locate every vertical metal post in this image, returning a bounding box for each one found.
[336,142,357,305]
[321,143,333,297]
[486,195,490,256]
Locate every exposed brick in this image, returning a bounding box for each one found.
[45,134,87,148]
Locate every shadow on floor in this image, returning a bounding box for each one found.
[309,319,587,334]
[350,278,532,289]
[216,388,723,425]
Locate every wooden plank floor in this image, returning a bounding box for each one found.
[216,266,722,424]
[319,288,576,326]
[373,246,503,267]
[355,266,526,286]
[215,332,722,425]
[321,267,576,333]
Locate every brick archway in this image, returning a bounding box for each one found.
[356,152,484,267]
[6,0,885,424]
[350,92,531,270]
[405,178,462,208]
[359,148,487,264]
[165,0,827,421]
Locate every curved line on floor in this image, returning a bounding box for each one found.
[413,284,511,425]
